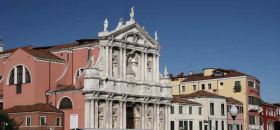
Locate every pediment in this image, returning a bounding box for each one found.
[101,22,159,49]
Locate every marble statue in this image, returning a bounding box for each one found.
[104,18,108,32]
[164,66,169,79]
[155,31,158,41]
[116,18,123,30]
[130,7,135,21]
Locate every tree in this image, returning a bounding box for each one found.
[0,111,18,130]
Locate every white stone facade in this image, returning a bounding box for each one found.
[83,13,172,130]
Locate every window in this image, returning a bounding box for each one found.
[210,103,214,115]
[215,121,218,130]
[56,117,61,126]
[248,81,255,88]
[221,103,225,116]
[193,85,196,91]
[199,121,203,130]
[248,96,260,105]
[8,65,31,85]
[208,84,212,90]
[220,82,224,86]
[26,116,31,126]
[170,106,174,114]
[9,69,14,84]
[170,121,174,130]
[202,84,205,90]
[182,86,185,92]
[74,68,84,83]
[221,121,224,130]
[179,106,183,114]
[59,97,73,109]
[249,116,255,125]
[179,121,188,130]
[199,107,202,115]
[189,106,192,114]
[209,120,212,130]
[234,81,241,92]
[16,84,22,94]
[40,116,46,126]
[189,121,193,130]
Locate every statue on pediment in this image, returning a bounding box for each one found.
[104,18,108,32]
[130,7,135,21]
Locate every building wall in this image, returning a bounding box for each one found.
[48,90,85,130]
[9,112,63,130]
[170,103,204,130]
[174,75,261,130]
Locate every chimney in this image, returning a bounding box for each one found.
[0,35,3,52]
[203,68,215,76]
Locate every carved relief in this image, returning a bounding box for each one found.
[98,102,106,128]
[159,106,165,130]
[147,106,153,129]
[112,48,120,77]
[133,105,141,128]
[112,103,120,128]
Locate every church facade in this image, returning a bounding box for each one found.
[0,8,172,130]
[82,9,172,130]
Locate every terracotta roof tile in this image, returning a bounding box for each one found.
[4,103,63,113]
[21,48,64,62]
[182,69,258,82]
[178,90,227,99]
[227,97,243,105]
[172,96,201,105]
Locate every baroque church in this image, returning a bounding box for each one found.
[0,7,172,130]
[83,7,172,130]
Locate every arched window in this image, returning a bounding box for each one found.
[74,68,84,84]
[8,65,31,85]
[59,97,73,109]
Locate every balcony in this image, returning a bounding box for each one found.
[248,104,259,111]
[249,125,262,130]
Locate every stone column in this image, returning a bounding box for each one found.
[141,52,145,81]
[85,100,90,128]
[141,103,145,129]
[144,53,147,81]
[119,101,123,129]
[105,45,109,76]
[119,47,123,78]
[145,104,148,129]
[156,104,159,130]
[164,105,168,130]
[90,100,95,128]
[153,54,156,82]
[109,100,113,128]
[153,104,157,130]
[156,55,159,82]
[94,100,99,128]
[123,102,127,129]
[109,46,113,76]
[167,105,170,130]
[123,48,127,79]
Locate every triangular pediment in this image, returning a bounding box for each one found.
[99,21,159,49]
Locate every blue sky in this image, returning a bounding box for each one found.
[0,0,280,102]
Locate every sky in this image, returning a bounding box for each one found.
[0,0,280,102]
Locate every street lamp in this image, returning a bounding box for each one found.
[230,105,238,130]
[2,122,8,130]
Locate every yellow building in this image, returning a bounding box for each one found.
[171,68,261,130]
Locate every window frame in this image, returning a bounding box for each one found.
[26,116,31,126]
[7,65,32,85]
[40,116,46,126]
[56,117,61,126]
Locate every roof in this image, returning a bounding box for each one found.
[4,103,63,113]
[178,90,227,99]
[182,68,259,83]
[227,97,243,105]
[21,48,64,62]
[172,96,201,105]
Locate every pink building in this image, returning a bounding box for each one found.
[0,39,99,130]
